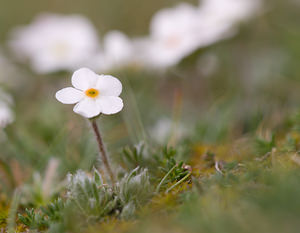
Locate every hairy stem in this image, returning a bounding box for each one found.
[90,119,115,184]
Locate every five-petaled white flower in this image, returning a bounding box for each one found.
[55,68,123,118]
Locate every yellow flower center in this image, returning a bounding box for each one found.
[85,88,99,98]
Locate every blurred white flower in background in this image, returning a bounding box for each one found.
[138,0,261,69]
[194,0,261,45]
[138,3,200,69]
[89,31,136,72]
[9,14,99,74]
[0,89,14,128]
[199,0,261,24]
[195,0,261,48]
[7,0,261,73]
[56,68,123,118]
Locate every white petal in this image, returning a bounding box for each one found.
[73,98,101,118]
[96,75,122,96]
[97,96,123,115]
[71,68,98,91]
[55,87,83,104]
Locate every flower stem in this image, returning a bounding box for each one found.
[90,119,115,184]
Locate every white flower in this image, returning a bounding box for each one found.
[94,31,135,71]
[55,68,123,118]
[139,3,200,68]
[9,13,99,74]
[190,0,261,48]
[193,0,261,47]
[199,0,261,24]
[88,30,137,72]
[138,0,261,69]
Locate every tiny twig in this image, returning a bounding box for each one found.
[90,119,115,184]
